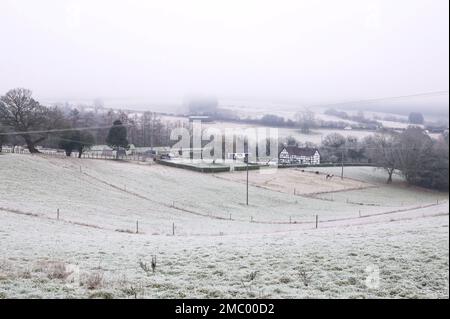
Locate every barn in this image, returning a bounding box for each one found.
[279,146,321,165]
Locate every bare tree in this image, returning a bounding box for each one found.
[364,128,447,188]
[364,134,399,183]
[142,111,165,147]
[295,110,316,134]
[0,88,50,153]
[395,127,433,185]
[322,132,346,149]
[321,132,346,163]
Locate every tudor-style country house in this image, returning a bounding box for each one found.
[279,146,321,165]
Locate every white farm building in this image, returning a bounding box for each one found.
[279,146,321,165]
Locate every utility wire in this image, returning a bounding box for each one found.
[308,91,449,109]
[1,90,448,136]
[0,124,132,136]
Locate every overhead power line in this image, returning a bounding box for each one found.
[0,124,132,136]
[0,91,448,136]
[309,91,449,109]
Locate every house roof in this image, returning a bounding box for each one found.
[281,146,320,157]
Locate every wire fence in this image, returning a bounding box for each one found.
[0,146,153,162]
[1,146,447,227]
[1,199,447,240]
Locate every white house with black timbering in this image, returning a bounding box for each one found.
[278,146,321,165]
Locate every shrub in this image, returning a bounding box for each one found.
[45,262,71,280]
[82,272,103,290]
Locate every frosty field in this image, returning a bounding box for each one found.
[0,153,448,299]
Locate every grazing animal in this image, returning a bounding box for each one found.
[326,174,334,180]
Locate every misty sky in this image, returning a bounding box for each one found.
[0,0,448,107]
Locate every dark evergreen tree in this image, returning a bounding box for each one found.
[106,120,129,158]
[0,127,8,152]
[59,130,95,158]
[74,131,95,158]
[59,131,77,157]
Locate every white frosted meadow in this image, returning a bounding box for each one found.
[0,154,448,298]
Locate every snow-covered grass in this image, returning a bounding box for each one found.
[0,153,448,298]
[0,209,448,299]
[200,121,376,144]
[304,166,448,207]
[305,166,406,185]
[215,168,372,196]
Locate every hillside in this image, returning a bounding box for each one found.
[0,154,448,298]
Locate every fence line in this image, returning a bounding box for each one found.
[1,202,447,240]
[2,149,447,230]
[1,147,153,162]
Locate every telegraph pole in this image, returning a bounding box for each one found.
[150,113,153,155]
[246,153,249,206]
[341,148,345,180]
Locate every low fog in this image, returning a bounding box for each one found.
[0,0,448,114]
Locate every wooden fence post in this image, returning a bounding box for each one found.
[315,215,319,229]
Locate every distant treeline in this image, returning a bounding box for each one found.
[0,88,188,153]
[283,128,449,191]
[1,88,449,191]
